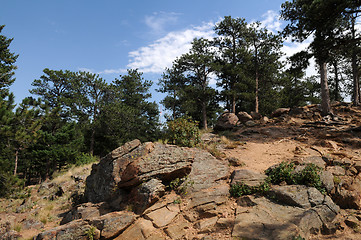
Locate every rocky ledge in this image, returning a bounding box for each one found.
[31,139,360,240]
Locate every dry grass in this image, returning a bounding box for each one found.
[220,136,244,149]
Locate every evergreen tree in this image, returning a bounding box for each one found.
[214,16,250,113]
[0,25,18,97]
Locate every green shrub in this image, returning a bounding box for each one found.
[230,182,270,198]
[165,116,200,147]
[265,162,295,185]
[265,161,325,193]
[0,172,25,198]
[75,153,98,166]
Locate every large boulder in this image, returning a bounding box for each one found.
[214,112,239,131]
[85,141,196,203]
[270,108,290,118]
[237,111,253,123]
[233,186,340,239]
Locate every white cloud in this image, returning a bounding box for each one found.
[127,21,215,73]
[260,10,282,33]
[145,12,180,34]
[98,68,127,74]
[78,67,95,73]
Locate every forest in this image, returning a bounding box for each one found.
[1,0,360,196]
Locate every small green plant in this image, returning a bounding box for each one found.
[333,176,341,185]
[165,116,200,147]
[292,235,305,240]
[173,197,182,204]
[13,224,22,232]
[229,182,270,198]
[169,176,194,195]
[85,226,97,240]
[265,162,295,185]
[265,162,326,193]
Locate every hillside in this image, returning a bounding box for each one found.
[2,102,361,239]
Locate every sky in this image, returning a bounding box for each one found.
[1,0,313,108]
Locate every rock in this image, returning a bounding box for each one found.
[345,215,359,228]
[35,219,99,240]
[131,178,165,214]
[0,230,22,240]
[250,111,262,120]
[271,108,290,118]
[320,170,335,193]
[214,112,239,131]
[299,156,326,169]
[354,160,361,173]
[327,166,346,176]
[236,111,253,123]
[232,191,339,240]
[195,217,218,233]
[85,139,142,202]
[60,202,107,225]
[85,141,196,203]
[164,217,189,239]
[145,204,180,228]
[244,120,258,127]
[114,218,157,240]
[187,150,229,192]
[269,185,323,209]
[88,211,136,239]
[333,184,361,210]
[22,219,44,230]
[226,157,245,167]
[230,169,267,187]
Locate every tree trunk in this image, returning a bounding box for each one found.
[255,71,259,113]
[320,62,332,116]
[14,148,19,176]
[90,128,95,156]
[351,16,360,106]
[333,62,340,102]
[231,95,236,113]
[202,102,207,130]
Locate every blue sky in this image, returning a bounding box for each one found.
[1,0,309,107]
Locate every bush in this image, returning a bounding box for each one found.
[230,182,270,198]
[265,162,295,185]
[0,172,25,198]
[165,116,200,147]
[265,161,325,193]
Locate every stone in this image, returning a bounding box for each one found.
[269,185,315,208]
[216,218,233,229]
[214,112,239,131]
[187,150,229,192]
[244,120,258,127]
[271,108,290,118]
[85,139,142,202]
[60,202,105,225]
[320,170,335,193]
[195,217,218,233]
[345,215,360,228]
[230,169,267,187]
[250,111,262,120]
[0,230,22,240]
[88,211,136,239]
[327,166,346,176]
[226,157,245,167]
[114,218,156,240]
[22,219,44,230]
[300,156,326,169]
[145,204,179,227]
[354,160,361,173]
[164,218,189,239]
[189,185,229,209]
[236,111,253,123]
[85,141,197,204]
[35,219,98,240]
[232,193,339,240]
[131,178,165,214]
